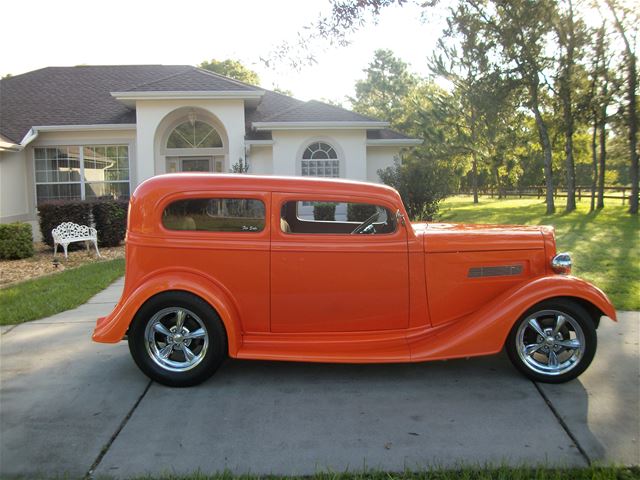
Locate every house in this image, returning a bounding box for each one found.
[0,65,420,238]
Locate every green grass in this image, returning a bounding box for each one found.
[0,258,125,325]
[122,466,639,480]
[438,196,639,311]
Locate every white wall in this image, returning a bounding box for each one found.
[135,99,246,183]
[0,150,31,222]
[247,145,273,175]
[271,129,368,180]
[366,146,400,183]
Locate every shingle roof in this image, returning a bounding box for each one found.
[367,129,414,140]
[257,100,384,123]
[124,67,259,92]
[0,65,412,145]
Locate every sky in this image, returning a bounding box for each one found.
[0,0,448,104]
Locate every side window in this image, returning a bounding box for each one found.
[163,198,265,232]
[280,200,396,235]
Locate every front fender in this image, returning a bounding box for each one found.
[408,274,616,361]
[92,269,243,356]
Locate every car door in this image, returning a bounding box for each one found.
[270,192,409,333]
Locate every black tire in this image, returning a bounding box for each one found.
[128,291,227,387]
[506,299,597,383]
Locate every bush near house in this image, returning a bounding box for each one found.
[314,203,336,221]
[92,200,128,247]
[347,203,377,222]
[0,223,34,260]
[38,201,92,247]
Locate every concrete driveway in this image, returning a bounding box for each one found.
[1,278,638,478]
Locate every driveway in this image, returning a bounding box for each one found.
[1,278,638,478]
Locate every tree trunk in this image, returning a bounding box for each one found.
[597,115,606,209]
[607,0,638,213]
[627,52,638,214]
[531,84,555,214]
[590,116,598,212]
[560,0,577,212]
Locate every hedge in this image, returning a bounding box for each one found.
[347,203,377,222]
[38,201,92,247]
[92,200,128,247]
[314,203,336,221]
[0,223,34,260]
[38,199,128,249]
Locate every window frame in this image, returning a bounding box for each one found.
[157,191,271,239]
[296,139,344,179]
[275,194,402,239]
[32,143,132,204]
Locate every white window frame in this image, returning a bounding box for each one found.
[33,144,131,204]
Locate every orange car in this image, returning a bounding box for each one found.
[93,174,616,387]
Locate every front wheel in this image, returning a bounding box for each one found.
[128,291,227,387]
[506,299,597,383]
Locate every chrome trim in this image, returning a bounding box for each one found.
[468,264,523,278]
[551,252,572,275]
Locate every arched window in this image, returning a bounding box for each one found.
[301,142,339,177]
[166,120,223,149]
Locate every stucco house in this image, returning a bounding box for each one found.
[0,65,420,238]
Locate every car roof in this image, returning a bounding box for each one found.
[134,173,399,199]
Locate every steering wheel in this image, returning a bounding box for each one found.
[350,212,380,234]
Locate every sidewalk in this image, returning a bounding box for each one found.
[0,278,638,478]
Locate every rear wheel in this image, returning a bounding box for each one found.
[128,291,227,387]
[506,299,597,383]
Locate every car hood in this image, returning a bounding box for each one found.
[413,222,549,253]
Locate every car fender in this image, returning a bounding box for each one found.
[408,274,616,361]
[92,268,243,356]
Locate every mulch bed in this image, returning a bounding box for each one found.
[0,243,125,287]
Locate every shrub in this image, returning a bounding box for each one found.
[38,201,92,247]
[92,200,128,247]
[313,203,336,221]
[0,223,34,260]
[347,203,377,222]
[378,157,450,221]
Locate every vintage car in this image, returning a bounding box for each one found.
[93,174,616,387]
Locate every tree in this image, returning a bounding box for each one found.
[378,156,450,220]
[605,0,639,214]
[198,59,260,85]
[554,0,588,212]
[350,49,417,125]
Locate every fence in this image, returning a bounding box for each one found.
[459,186,638,205]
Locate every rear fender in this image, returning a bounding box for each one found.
[408,275,616,361]
[92,269,242,356]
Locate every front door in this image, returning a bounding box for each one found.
[270,193,410,333]
[166,156,224,173]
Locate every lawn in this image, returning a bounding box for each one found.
[0,258,125,325]
[438,196,639,311]
[128,466,639,479]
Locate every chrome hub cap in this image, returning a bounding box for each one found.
[516,309,585,376]
[144,307,209,372]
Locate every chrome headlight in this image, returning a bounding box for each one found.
[551,252,572,275]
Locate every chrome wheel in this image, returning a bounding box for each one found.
[516,309,585,376]
[144,307,209,372]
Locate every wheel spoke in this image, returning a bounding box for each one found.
[553,315,566,335]
[184,328,205,340]
[159,344,174,359]
[557,338,581,349]
[527,318,546,337]
[183,346,196,362]
[175,309,186,330]
[524,343,545,357]
[153,322,171,337]
[548,350,559,368]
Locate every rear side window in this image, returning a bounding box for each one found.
[163,198,265,232]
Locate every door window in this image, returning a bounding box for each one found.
[279,200,396,235]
